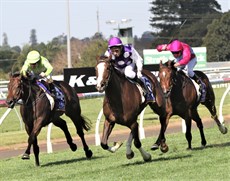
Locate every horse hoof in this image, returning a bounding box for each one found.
[85,150,93,158]
[143,154,152,162]
[22,153,30,160]
[219,126,228,134]
[126,151,134,159]
[160,144,169,153]
[150,144,159,151]
[70,143,77,151]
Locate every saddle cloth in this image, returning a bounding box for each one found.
[36,81,55,110]
[36,81,65,111]
[190,79,201,102]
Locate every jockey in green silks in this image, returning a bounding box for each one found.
[21,50,53,78]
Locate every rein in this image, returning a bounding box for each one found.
[22,81,47,107]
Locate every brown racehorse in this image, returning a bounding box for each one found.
[153,60,228,150]
[6,72,93,166]
[95,55,169,162]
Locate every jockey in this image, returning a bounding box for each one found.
[20,50,64,111]
[104,37,155,103]
[21,50,53,79]
[156,39,206,102]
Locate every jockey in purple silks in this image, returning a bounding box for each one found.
[157,39,206,102]
[104,37,155,103]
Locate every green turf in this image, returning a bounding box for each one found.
[0,126,230,180]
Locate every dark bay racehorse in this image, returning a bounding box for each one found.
[6,72,93,166]
[95,55,169,161]
[153,60,227,150]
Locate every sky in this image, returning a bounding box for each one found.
[0,0,229,47]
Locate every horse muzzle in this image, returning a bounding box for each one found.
[6,99,16,108]
[96,84,105,93]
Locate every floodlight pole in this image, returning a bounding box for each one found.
[106,18,132,36]
[66,0,72,68]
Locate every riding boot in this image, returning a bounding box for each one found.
[191,74,206,103]
[134,76,155,103]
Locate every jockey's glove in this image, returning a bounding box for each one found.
[137,71,142,79]
[39,72,46,78]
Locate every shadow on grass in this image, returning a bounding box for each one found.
[122,154,192,166]
[192,141,230,151]
[41,155,104,167]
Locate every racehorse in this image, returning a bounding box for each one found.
[6,72,93,166]
[153,60,227,150]
[95,55,169,162]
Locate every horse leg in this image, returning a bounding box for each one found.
[191,109,207,147]
[52,117,77,151]
[33,137,40,166]
[24,125,42,166]
[126,132,134,159]
[72,115,93,158]
[131,122,151,162]
[101,120,122,153]
[22,125,32,160]
[184,116,193,150]
[151,115,169,153]
[204,100,227,134]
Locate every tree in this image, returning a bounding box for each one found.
[149,0,222,47]
[79,39,107,67]
[30,29,38,46]
[203,11,230,62]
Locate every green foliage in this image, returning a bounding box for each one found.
[149,0,222,48]
[78,39,107,67]
[203,11,230,62]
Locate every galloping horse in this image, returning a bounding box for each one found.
[95,55,169,162]
[154,60,227,150]
[6,72,93,166]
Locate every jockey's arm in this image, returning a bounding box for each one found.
[20,61,30,77]
[131,47,143,78]
[41,57,53,77]
[177,44,192,66]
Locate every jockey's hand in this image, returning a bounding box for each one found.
[137,71,142,79]
[39,72,46,78]
[174,62,180,68]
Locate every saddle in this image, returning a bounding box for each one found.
[129,75,155,103]
[177,71,206,103]
[37,81,65,111]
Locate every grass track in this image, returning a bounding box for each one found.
[0,126,230,180]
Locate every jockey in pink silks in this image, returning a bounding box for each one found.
[104,37,155,103]
[156,39,206,102]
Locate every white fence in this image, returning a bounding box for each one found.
[1,69,230,153]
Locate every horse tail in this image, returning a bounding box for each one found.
[80,115,92,131]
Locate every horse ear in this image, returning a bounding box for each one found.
[167,60,171,68]
[159,60,163,67]
[8,72,13,78]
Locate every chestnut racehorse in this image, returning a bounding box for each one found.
[95,55,169,162]
[6,72,93,166]
[153,60,227,150]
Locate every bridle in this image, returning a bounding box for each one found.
[159,66,175,98]
[96,59,112,90]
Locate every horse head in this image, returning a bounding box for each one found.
[6,72,23,108]
[158,60,176,97]
[95,55,112,93]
